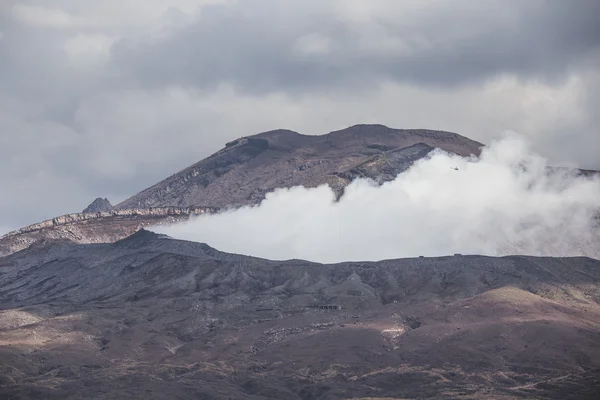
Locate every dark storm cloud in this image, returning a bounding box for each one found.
[111,0,600,92]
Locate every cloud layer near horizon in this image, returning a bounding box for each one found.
[153,134,600,263]
[0,1,599,230]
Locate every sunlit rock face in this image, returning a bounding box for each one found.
[0,207,216,257]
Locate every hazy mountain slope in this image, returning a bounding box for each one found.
[1,230,599,399]
[115,124,483,209]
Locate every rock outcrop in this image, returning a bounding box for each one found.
[82,197,114,213]
[0,207,216,257]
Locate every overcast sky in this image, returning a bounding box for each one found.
[1,0,599,232]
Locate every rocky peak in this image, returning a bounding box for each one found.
[83,197,114,213]
[114,125,485,211]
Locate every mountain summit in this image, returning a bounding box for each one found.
[115,124,483,209]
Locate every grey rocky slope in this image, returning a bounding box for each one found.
[1,230,599,399]
[115,124,483,209]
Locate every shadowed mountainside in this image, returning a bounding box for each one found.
[1,230,599,399]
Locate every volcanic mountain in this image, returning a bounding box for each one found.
[115,124,482,210]
[1,230,599,399]
[1,124,600,399]
[0,125,483,256]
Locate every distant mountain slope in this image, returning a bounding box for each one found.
[115,124,483,209]
[1,231,599,399]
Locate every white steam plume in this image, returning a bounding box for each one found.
[152,133,600,263]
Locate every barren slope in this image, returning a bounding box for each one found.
[115,124,483,209]
[1,231,599,399]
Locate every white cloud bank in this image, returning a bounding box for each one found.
[152,133,600,263]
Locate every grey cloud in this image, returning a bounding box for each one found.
[111,0,600,92]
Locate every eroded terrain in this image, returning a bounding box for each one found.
[1,231,599,399]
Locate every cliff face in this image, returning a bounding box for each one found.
[115,125,483,209]
[0,207,216,257]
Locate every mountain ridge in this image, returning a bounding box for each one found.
[1,232,599,398]
[115,124,484,210]
[0,207,216,257]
